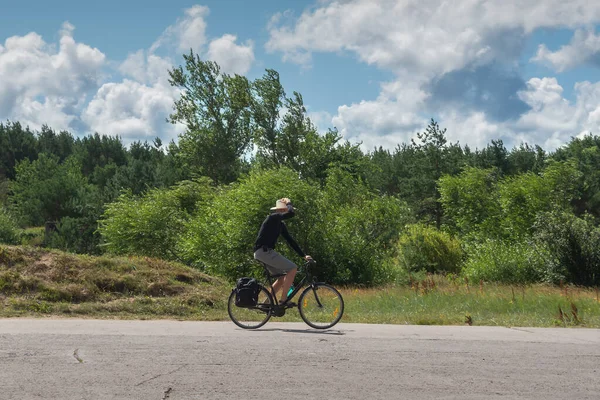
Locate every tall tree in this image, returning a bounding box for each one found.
[252,69,286,167]
[0,121,38,180]
[169,51,252,184]
[552,134,600,218]
[37,125,75,162]
[410,119,451,228]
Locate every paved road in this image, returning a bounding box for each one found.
[0,319,599,399]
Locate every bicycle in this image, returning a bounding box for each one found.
[227,259,344,330]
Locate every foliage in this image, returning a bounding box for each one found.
[10,154,88,226]
[462,240,552,284]
[534,211,600,286]
[438,167,501,239]
[440,161,581,242]
[44,185,106,254]
[552,134,600,218]
[0,121,38,180]
[1,57,600,287]
[182,168,319,278]
[394,224,463,274]
[99,179,214,260]
[169,52,253,184]
[317,192,412,284]
[0,208,18,244]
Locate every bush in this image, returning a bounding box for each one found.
[0,208,18,244]
[182,166,412,285]
[45,216,102,255]
[99,179,213,260]
[319,196,412,284]
[182,168,320,279]
[462,240,552,284]
[394,224,463,274]
[534,211,600,286]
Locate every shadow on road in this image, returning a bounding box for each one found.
[255,328,346,335]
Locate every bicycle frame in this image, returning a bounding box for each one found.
[261,260,324,306]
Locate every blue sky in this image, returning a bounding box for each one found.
[2,0,600,151]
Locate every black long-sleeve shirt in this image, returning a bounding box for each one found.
[253,204,305,257]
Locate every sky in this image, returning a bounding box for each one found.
[2,0,600,152]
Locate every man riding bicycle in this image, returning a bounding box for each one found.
[253,197,312,307]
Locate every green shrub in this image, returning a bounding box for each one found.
[395,224,463,274]
[99,179,213,260]
[534,211,600,286]
[45,216,102,255]
[462,240,552,284]
[182,168,320,279]
[18,227,44,247]
[182,166,411,285]
[319,196,412,284]
[0,208,18,244]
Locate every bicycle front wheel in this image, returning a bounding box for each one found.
[298,283,344,329]
[227,285,273,329]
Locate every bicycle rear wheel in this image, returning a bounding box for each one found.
[298,283,344,329]
[227,285,273,329]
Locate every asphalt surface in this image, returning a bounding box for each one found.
[0,319,599,399]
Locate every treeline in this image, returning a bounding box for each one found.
[1,51,599,286]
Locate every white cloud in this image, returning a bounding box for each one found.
[119,50,174,85]
[0,22,105,131]
[307,110,333,134]
[328,76,600,153]
[0,5,255,145]
[82,79,183,144]
[84,48,184,143]
[151,5,209,54]
[268,0,600,151]
[86,4,254,143]
[438,111,501,150]
[267,0,600,76]
[533,28,600,72]
[331,79,428,148]
[207,34,255,75]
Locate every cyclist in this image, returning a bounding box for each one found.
[253,197,312,307]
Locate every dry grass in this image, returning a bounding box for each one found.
[0,245,228,319]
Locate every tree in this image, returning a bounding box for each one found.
[72,132,128,178]
[169,51,253,184]
[10,154,88,226]
[410,119,452,228]
[252,69,286,167]
[438,167,501,239]
[473,139,510,175]
[0,121,38,180]
[552,134,600,218]
[507,143,545,175]
[37,125,75,162]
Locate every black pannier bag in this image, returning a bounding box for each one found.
[235,277,260,307]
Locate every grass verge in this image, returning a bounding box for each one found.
[1,245,599,327]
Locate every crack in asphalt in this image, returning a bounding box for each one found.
[135,364,187,387]
[73,349,83,363]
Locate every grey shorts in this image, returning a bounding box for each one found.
[254,248,297,274]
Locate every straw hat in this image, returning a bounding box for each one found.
[270,199,288,211]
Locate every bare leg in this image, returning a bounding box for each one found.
[279,268,297,302]
[271,277,285,299]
